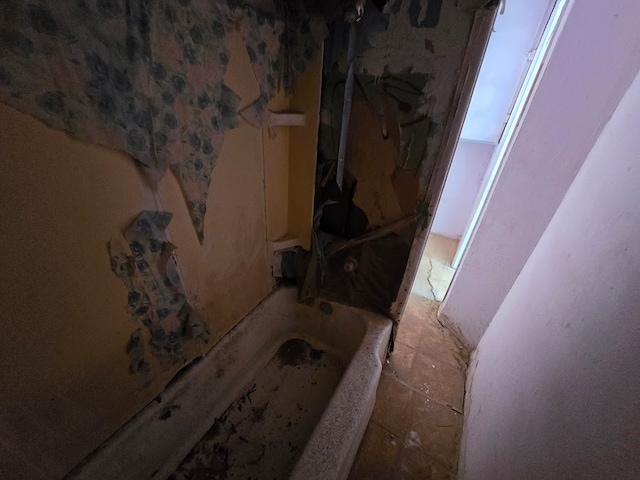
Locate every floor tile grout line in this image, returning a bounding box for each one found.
[397,319,469,355]
[369,418,402,439]
[411,349,470,373]
[403,436,461,476]
[386,347,469,379]
[352,293,467,480]
[392,348,469,373]
[368,419,461,476]
[380,370,465,414]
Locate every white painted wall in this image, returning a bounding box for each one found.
[461,0,554,142]
[431,0,552,240]
[459,68,640,480]
[440,0,640,347]
[431,140,493,239]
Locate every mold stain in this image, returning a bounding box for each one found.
[276,339,324,367]
[424,38,435,53]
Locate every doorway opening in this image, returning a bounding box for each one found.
[411,0,569,301]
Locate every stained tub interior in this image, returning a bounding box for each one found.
[167,338,345,480]
[67,288,391,480]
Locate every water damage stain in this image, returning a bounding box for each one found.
[170,340,343,479]
[424,38,435,53]
[319,301,334,315]
[159,404,180,420]
[276,339,324,367]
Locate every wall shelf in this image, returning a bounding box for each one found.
[263,45,323,253]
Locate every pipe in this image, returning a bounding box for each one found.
[336,22,358,190]
[344,0,367,23]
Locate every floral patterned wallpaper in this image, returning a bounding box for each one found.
[0,0,318,241]
[110,211,209,370]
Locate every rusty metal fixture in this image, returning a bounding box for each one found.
[344,0,366,23]
[343,256,359,273]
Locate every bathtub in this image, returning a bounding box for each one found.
[69,287,392,480]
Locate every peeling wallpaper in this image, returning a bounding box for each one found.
[356,0,475,178]
[312,0,479,313]
[0,16,292,478]
[0,0,317,242]
[110,211,210,371]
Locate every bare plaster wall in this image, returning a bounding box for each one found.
[440,0,640,347]
[459,67,640,480]
[0,31,274,479]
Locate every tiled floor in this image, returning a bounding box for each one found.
[349,294,469,479]
[412,234,459,302]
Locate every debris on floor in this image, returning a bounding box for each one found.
[169,339,344,480]
[349,294,468,479]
